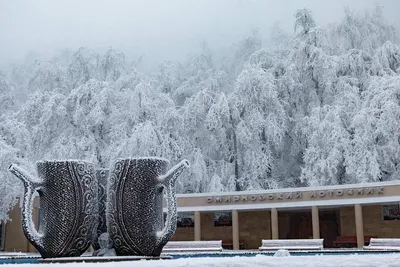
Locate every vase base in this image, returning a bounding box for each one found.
[39,255,172,263]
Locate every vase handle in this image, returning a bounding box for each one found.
[8,164,44,251]
[156,160,190,247]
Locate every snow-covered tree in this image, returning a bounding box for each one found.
[0,76,16,115]
[0,140,22,221]
[346,75,400,182]
[371,41,400,76]
[294,8,316,36]
[67,47,100,88]
[333,6,396,54]
[27,60,68,94]
[231,65,287,190]
[0,117,32,221]
[100,48,126,82]
[299,105,350,186]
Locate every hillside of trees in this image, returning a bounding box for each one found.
[0,7,399,220]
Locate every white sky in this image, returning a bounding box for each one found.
[1,0,399,67]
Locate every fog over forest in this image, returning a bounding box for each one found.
[0,0,399,220]
[1,0,399,68]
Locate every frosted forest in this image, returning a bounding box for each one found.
[0,7,399,221]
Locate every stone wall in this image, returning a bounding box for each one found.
[339,206,356,236]
[169,212,232,242]
[278,212,291,239]
[340,204,400,238]
[200,212,233,241]
[170,226,195,241]
[4,202,38,252]
[238,210,270,249]
[363,205,400,237]
[171,211,271,249]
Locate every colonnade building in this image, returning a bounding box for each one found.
[169,181,400,249]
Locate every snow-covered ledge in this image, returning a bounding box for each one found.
[164,180,400,212]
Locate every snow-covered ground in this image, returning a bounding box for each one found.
[6,254,400,267]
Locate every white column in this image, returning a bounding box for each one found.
[271,208,279,239]
[232,210,240,250]
[312,206,320,239]
[194,211,201,241]
[355,204,364,248]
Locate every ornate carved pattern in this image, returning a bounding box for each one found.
[107,160,134,255]
[17,161,98,258]
[107,158,188,257]
[91,169,109,250]
[64,162,98,256]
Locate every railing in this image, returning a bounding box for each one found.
[364,238,400,250]
[333,236,376,248]
[259,239,324,250]
[163,240,223,252]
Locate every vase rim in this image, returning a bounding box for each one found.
[36,159,95,165]
[115,156,170,163]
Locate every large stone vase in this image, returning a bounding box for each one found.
[107,157,189,256]
[8,160,98,258]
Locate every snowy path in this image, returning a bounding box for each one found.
[6,254,400,267]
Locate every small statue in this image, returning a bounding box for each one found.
[92,233,116,256]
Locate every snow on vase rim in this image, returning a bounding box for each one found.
[113,157,171,165]
[36,159,95,165]
[112,157,191,167]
